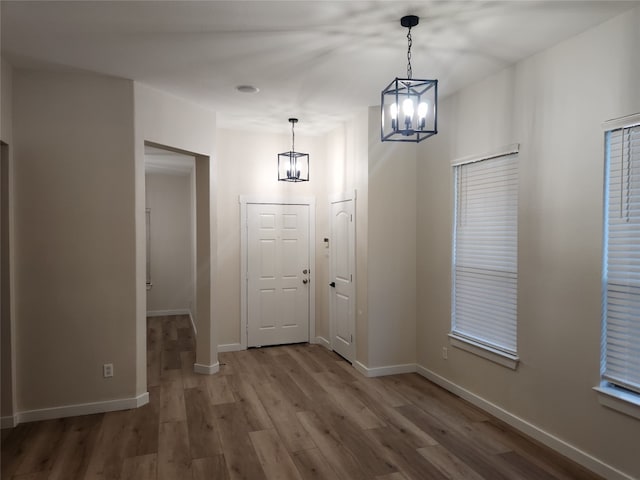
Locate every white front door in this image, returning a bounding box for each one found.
[330,197,355,362]
[247,203,310,347]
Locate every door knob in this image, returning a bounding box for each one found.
[303,279,308,284]
[329,282,336,288]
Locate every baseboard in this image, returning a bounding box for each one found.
[146,309,190,317]
[312,336,331,349]
[218,343,243,353]
[15,392,149,425]
[1,414,18,429]
[416,365,634,480]
[194,362,220,375]
[354,360,416,378]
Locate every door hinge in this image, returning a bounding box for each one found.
[350,334,353,343]
[350,214,353,222]
[350,274,352,282]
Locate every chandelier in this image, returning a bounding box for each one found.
[381,15,438,143]
[278,118,309,182]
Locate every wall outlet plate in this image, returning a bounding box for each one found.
[103,363,114,378]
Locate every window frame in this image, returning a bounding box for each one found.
[595,113,640,420]
[450,144,520,370]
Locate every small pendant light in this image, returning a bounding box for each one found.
[278,118,309,182]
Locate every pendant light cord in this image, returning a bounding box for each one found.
[291,121,295,152]
[406,26,413,80]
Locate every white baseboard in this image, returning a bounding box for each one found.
[312,336,331,349]
[194,362,220,375]
[354,360,416,378]
[1,414,18,429]
[416,365,634,480]
[146,309,190,317]
[14,392,149,425]
[218,343,243,353]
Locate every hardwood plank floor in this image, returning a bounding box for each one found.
[1,315,603,480]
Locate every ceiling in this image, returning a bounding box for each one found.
[1,1,637,135]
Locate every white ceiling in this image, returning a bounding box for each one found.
[2,1,637,135]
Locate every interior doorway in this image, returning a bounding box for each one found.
[144,145,196,324]
[144,145,196,386]
[142,142,213,378]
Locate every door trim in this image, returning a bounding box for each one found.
[239,195,316,350]
[329,190,357,361]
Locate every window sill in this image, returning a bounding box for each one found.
[448,334,519,370]
[594,384,640,421]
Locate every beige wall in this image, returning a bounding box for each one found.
[134,83,217,373]
[416,7,640,479]
[1,58,16,422]
[145,171,194,315]
[12,70,137,410]
[367,107,417,369]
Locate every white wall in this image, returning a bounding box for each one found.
[416,7,640,479]
[145,171,194,315]
[12,70,138,411]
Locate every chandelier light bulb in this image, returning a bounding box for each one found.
[390,103,398,129]
[403,98,414,128]
[418,102,428,118]
[418,102,428,129]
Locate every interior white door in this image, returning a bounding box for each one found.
[330,197,355,362]
[247,203,310,347]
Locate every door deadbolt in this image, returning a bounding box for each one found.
[303,269,308,274]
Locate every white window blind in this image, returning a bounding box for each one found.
[452,154,518,355]
[603,122,640,395]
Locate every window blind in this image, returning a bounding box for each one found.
[452,154,518,355]
[603,123,640,394]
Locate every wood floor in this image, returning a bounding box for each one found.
[1,315,601,480]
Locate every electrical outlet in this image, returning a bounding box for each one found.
[103,363,114,378]
[442,347,448,360]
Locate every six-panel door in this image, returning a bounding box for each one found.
[247,203,310,347]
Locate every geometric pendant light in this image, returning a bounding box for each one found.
[381,15,438,143]
[278,118,309,182]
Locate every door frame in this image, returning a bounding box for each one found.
[329,190,357,361]
[240,195,316,350]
